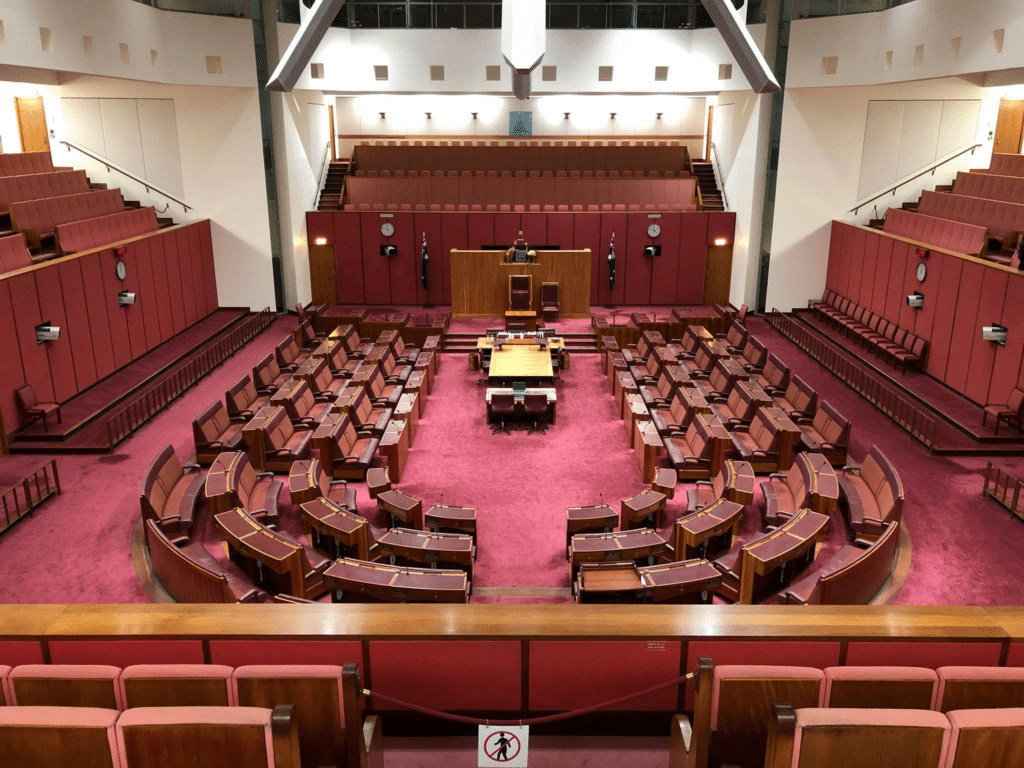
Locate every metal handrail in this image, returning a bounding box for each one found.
[314,141,332,209]
[59,139,192,213]
[850,143,982,215]
[709,142,729,210]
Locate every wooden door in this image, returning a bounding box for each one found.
[15,97,50,153]
[703,244,733,305]
[309,244,338,305]
[994,99,1024,156]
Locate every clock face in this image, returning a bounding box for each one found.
[916,262,927,282]
[647,223,661,238]
[116,260,127,281]
[380,222,395,237]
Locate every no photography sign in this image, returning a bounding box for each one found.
[478,725,529,767]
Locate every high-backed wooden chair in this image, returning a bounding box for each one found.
[509,274,532,310]
[943,707,1024,767]
[934,667,1024,712]
[823,666,938,710]
[541,282,560,321]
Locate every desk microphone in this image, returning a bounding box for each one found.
[599,493,604,507]
[439,493,444,508]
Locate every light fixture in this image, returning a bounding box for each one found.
[472,112,478,120]
[906,291,924,309]
[116,246,127,257]
[379,111,386,120]
[983,325,1008,345]
[656,112,663,120]
[915,247,930,259]
[609,112,616,120]
[714,237,729,246]
[425,112,432,120]
[314,237,328,246]
[35,322,60,343]
[118,291,137,307]
[564,112,570,120]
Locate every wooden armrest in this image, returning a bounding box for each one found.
[182,463,202,473]
[256,471,275,480]
[229,415,248,424]
[768,471,786,479]
[853,537,874,549]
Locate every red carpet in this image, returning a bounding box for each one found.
[2,310,1024,606]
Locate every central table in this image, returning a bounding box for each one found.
[487,342,554,384]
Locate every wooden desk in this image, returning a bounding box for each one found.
[478,336,565,351]
[615,370,639,417]
[607,351,628,393]
[205,451,244,514]
[270,379,307,422]
[485,387,557,425]
[505,310,537,332]
[299,498,373,560]
[242,406,278,472]
[214,508,309,599]
[379,420,409,482]
[488,344,554,382]
[674,498,744,561]
[293,357,320,387]
[376,329,400,355]
[311,338,341,361]
[425,504,478,543]
[323,559,468,604]
[405,371,426,416]
[620,490,667,530]
[651,467,678,499]
[287,459,321,506]
[803,452,840,513]
[565,504,618,550]
[569,528,666,576]
[625,394,650,447]
[377,489,422,530]
[575,559,720,604]
[394,393,419,445]
[377,527,475,583]
[761,406,802,472]
[737,508,830,604]
[723,460,756,505]
[634,420,664,483]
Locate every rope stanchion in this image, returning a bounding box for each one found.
[361,670,695,727]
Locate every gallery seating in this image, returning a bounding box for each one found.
[227,452,282,525]
[934,666,1024,711]
[883,208,987,256]
[145,519,265,604]
[0,168,90,210]
[118,664,235,707]
[314,414,380,480]
[738,335,768,372]
[259,407,313,472]
[7,664,123,708]
[822,665,938,709]
[139,444,204,541]
[662,414,730,480]
[988,152,1024,177]
[749,353,790,395]
[952,169,1024,203]
[274,335,310,373]
[716,320,747,353]
[943,707,1024,767]
[14,383,61,429]
[225,375,270,419]
[838,445,904,540]
[917,189,1024,246]
[729,407,800,474]
[0,233,34,273]
[784,518,900,605]
[0,706,123,767]
[797,400,851,465]
[772,374,818,422]
[192,400,245,464]
[252,353,291,393]
[811,290,928,371]
[982,386,1024,434]
[0,151,57,176]
[10,188,125,248]
[650,388,709,436]
[55,206,159,255]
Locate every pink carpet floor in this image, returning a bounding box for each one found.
[382,736,669,768]
[1,310,1023,606]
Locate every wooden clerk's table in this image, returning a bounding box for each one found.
[504,310,537,332]
[485,339,557,382]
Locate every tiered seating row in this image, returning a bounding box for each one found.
[809,288,927,371]
[0,233,32,272]
[989,152,1024,178]
[917,189,1024,244]
[56,206,159,255]
[952,170,1024,203]
[0,151,56,177]
[0,169,90,209]
[354,138,689,175]
[346,174,697,211]
[883,208,987,257]
[11,189,125,248]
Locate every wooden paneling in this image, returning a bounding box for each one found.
[333,214,365,304]
[945,260,985,393]
[80,252,116,380]
[600,212,628,306]
[133,239,163,352]
[651,213,681,306]
[360,212,392,304]
[439,213,467,306]
[57,260,98,392]
[415,213,443,307]
[386,213,418,305]
[467,212,495,249]
[309,244,338,305]
[0,281,26,434]
[988,275,1024,405]
[35,267,77,402]
[148,235,175,342]
[860,233,878,310]
[964,268,1009,403]
[9,272,54,403]
[450,250,592,317]
[927,254,962,382]
[624,213,654,305]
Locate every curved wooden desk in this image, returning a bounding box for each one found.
[674,498,744,561]
[736,508,830,605]
[323,559,469,604]
[205,451,245,514]
[569,528,666,577]
[299,498,373,561]
[376,527,475,583]
[214,507,308,599]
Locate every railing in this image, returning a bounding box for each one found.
[104,308,275,448]
[59,140,192,214]
[983,462,1024,523]
[766,310,938,451]
[849,143,982,215]
[0,459,60,536]
[314,141,332,209]
[709,142,729,210]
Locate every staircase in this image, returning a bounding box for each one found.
[692,159,725,212]
[318,160,350,211]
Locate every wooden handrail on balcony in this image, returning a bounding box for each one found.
[0,459,60,536]
[983,462,1024,523]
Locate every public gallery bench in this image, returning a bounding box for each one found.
[139,444,204,542]
[917,189,1024,247]
[0,151,56,176]
[0,169,89,212]
[809,290,928,371]
[10,188,124,249]
[883,208,988,256]
[0,232,33,273]
[953,169,1024,203]
[55,206,159,255]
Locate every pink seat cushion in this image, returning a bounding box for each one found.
[119,665,236,706]
[793,708,950,768]
[711,666,825,729]
[943,707,1024,768]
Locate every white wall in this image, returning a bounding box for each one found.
[49,75,276,311]
[0,73,60,154]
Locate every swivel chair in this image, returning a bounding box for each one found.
[490,392,516,435]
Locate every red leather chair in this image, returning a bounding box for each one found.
[983,387,1024,434]
[14,384,61,429]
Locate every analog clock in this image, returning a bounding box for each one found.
[647,223,661,238]
[916,262,927,282]
[380,222,395,237]
[116,260,127,281]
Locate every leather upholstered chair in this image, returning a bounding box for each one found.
[524,392,549,434]
[983,387,1024,434]
[490,392,516,434]
[192,400,245,464]
[252,353,291,394]
[226,375,270,419]
[509,274,532,310]
[275,335,310,373]
[140,445,204,543]
[261,407,313,472]
[317,414,380,480]
[14,384,61,429]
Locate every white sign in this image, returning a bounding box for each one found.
[478,725,529,767]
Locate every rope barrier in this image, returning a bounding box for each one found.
[361,670,694,727]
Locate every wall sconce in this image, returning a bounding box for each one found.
[906,291,924,309]
[472,112,478,120]
[379,112,386,120]
[609,112,616,120]
[115,246,127,257]
[656,112,663,120]
[983,324,1008,346]
[713,237,729,246]
[425,112,432,120]
[118,291,137,307]
[314,237,328,246]
[35,322,60,343]
[564,112,570,120]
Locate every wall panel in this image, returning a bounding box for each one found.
[871,236,894,316]
[34,268,77,402]
[439,213,467,306]
[119,245,148,360]
[0,282,26,432]
[494,212,522,244]
[187,225,210,319]
[573,213,603,306]
[416,213,444,307]
[925,255,962,382]
[48,640,205,666]
[987,275,1024,405]
[897,242,921,331]
[859,232,878,310]
[56,260,98,392]
[199,220,219,312]
[132,239,162,352]
[520,212,547,246]
[650,213,681,306]
[174,228,198,327]
[209,640,362,668]
[148,235,175,342]
[80,253,116,380]
[467,213,494,249]
[677,213,709,305]
[944,260,985,392]
[964,268,1009,404]
[825,222,843,292]
[546,213,574,249]
[101,251,133,370]
[333,214,365,304]
[163,232,187,335]
[385,213,418,305]
[844,641,1002,668]
[883,240,910,323]
[360,212,393,304]
[600,212,629,305]
[623,213,654,305]
[844,227,867,304]
[9,273,54,403]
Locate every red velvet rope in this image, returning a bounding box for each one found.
[362,670,695,726]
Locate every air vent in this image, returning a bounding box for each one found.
[654,66,669,81]
[718,63,732,80]
[39,27,51,53]
[374,65,388,81]
[598,66,613,82]
[822,56,838,76]
[913,44,924,66]
[120,43,130,65]
[994,28,1005,54]
[310,62,324,79]
[542,66,556,82]
[430,65,445,81]
[82,36,93,58]
[206,56,222,75]
[151,49,158,67]
[486,65,501,81]
[885,50,893,69]
[951,37,961,59]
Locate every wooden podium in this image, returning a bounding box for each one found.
[450,249,591,317]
